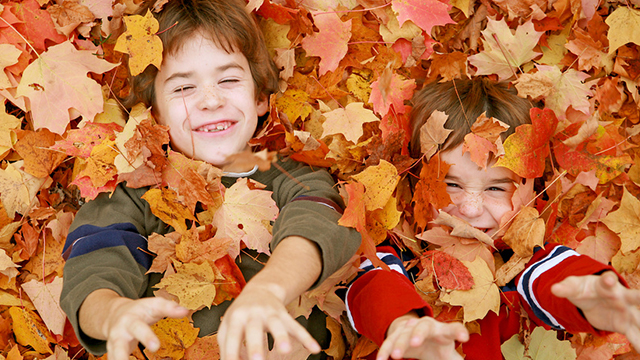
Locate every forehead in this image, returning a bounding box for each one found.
[440,145,519,181]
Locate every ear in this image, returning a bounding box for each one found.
[256,94,269,116]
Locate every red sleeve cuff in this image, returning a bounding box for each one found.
[347,270,432,345]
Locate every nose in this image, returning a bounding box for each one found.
[198,84,224,110]
[456,191,484,218]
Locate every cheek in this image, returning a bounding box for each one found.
[483,196,514,220]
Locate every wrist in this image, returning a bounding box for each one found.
[387,311,420,337]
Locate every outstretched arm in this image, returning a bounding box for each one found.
[551,271,640,350]
[379,311,469,360]
[217,235,323,360]
[78,289,189,360]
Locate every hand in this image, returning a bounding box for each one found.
[551,271,640,350]
[217,285,321,360]
[80,290,189,360]
[377,312,469,360]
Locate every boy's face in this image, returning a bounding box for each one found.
[440,145,523,237]
[153,32,268,167]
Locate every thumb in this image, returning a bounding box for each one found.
[550,276,581,299]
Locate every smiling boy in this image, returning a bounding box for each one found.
[344,78,640,360]
[60,1,361,360]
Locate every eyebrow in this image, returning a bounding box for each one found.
[444,175,516,184]
[163,63,245,84]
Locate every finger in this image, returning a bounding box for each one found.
[377,329,402,360]
[551,276,582,299]
[143,298,189,322]
[221,314,245,360]
[625,325,640,352]
[108,337,136,360]
[265,318,292,354]
[245,318,266,360]
[433,322,469,344]
[130,320,161,352]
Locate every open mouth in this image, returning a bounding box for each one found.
[196,121,235,133]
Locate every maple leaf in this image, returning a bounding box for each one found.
[462,133,496,169]
[495,108,558,179]
[16,41,118,135]
[426,51,468,82]
[502,206,545,257]
[13,129,67,179]
[142,188,197,234]
[148,232,180,274]
[351,160,399,211]
[553,141,632,184]
[369,67,416,117]
[0,160,49,218]
[467,18,543,80]
[602,187,640,254]
[419,110,453,160]
[412,155,452,231]
[155,261,222,310]
[21,277,65,335]
[565,27,608,72]
[184,334,219,360]
[300,11,352,76]
[150,317,198,360]
[9,0,67,52]
[605,6,640,55]
[321,102,379,143]
[212,178,278,258]
[274,88,313,124]
[0,44,21,88]
[421,250,474,290]
[47,0,94,37]
[0,103,22,159]
[501,326,575,359]
[417,227,495,274]
[495,253,532,287]
[439,257,500,323]
[391,0,455,35]
[471,113,510,143]
[51,122,121,158]
[114,10,163,76]
[9,306,53,354]
[576,223,620,265]
[516,65,594,118]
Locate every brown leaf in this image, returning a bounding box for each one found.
[419,110,453,160]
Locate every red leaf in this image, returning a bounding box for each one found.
[421,250,474,290]
[495,108,558,178]
[392,0,455,35]
[412,154,452,232]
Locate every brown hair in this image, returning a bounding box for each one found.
[124,0,279,109]
[409,78,533,158]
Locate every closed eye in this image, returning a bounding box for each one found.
[486,186,505,191]
[173,85,194,93]
[446,183,461,189]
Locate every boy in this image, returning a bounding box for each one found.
[345,78,640,360]
[60,1,362,360]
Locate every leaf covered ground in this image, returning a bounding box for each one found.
[1,0,640,359]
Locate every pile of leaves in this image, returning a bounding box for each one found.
[0,0,640,358]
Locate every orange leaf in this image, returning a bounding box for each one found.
[149,317,199,360]
[419,110,453,160]
[13,129,66,178]
[502,206,545,257]
[412,155,452,231]
[142,188,197,234]
[369,67,416,117]
[184,334,219,360]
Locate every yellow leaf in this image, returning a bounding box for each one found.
[346,69,373,103]
[9,307,53,354]
[502,207,545,257]
[155,261,221,310]
[0,103,20,160]
[150,317,199,360]
[439,257,500,323]
[501,326,575,359]
[275,89,313,124]
[114,10,163,76]
[352,160,399,211]
[74,139,119,188]
[606,6,640,55]
[0,161,49,218]
[602,187,640,254]
[321,102,379,143]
